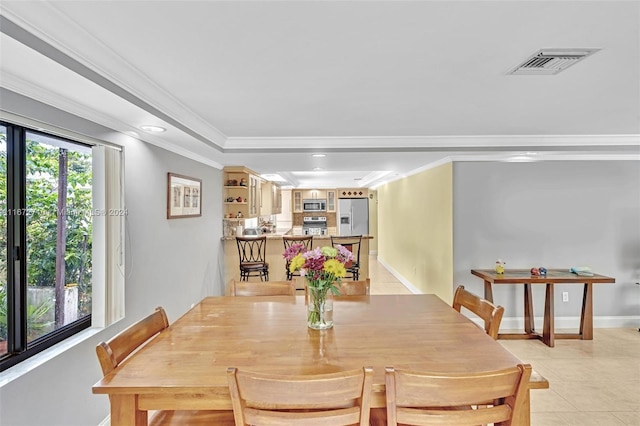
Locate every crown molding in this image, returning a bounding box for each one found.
[225,134,640,151]
[1,77,223,170]
[0,8,227,148]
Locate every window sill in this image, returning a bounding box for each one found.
[0,327,102,387]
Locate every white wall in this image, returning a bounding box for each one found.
[0,92,223,426]
[452,161,640,328]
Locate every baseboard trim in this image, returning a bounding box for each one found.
[98,415,110,426]
[499,315,640,330]
[376,256,422,294]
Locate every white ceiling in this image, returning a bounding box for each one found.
[1,1,638,188]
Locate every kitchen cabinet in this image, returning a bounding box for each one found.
[301,189,326,200]
[249,174,261,217]
[327,190,336,212]
[274,184,282,214]
[223,166,260,219]
[338,188,369,198]
[261,181,282,215]
[292,190,302,213]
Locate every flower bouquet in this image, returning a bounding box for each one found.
[284,244,354,329]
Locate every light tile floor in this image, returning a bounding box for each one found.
[367,255,640,426]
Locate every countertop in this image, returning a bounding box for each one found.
[221,232,373,241]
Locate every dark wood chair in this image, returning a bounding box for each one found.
[227,366,374,425]
[330,235,362,280]
[453,285,504,340]
[236,235,269,281]
[282,235,313,280]
[96,307,235,425]
[384,363,532,426]
[229,279,296,296]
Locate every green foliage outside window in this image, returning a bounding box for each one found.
[0,134,92,343]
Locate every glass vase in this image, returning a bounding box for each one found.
[307,287,333,330]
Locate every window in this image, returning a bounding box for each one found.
[0,121,112,370]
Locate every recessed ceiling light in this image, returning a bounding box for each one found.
[140,125,166,133]
[311,154,326,158]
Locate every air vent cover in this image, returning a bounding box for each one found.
[509,48,600,75]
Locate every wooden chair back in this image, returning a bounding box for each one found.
[236,236,269,281]
[330,235,362,280]
[302,279,370,302]
[96,307,237,425]
[385,364,532,426]
[282,235,313,280]
[227,366,374,426]
[453,285,504,340]
[96,306,169,375]
[229,280,296,296]
[337,279,370,296]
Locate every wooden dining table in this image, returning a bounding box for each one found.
[93,294,535,425]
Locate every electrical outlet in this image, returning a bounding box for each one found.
[562,291,569,302]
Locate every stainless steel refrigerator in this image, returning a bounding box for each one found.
[338,198,369,235]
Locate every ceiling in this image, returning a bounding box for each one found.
[1,1,638,189]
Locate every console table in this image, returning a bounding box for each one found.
[470,269,615,347]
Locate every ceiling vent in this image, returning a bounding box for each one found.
[508,48,600,75]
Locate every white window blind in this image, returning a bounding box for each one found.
[91,145,125,327]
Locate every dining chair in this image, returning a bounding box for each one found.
[330,235,362,280]
[337,278,370,296]
[229,279,296,296]
[302,279,370,303]
[96,307,235,426]
[453,285,504,340]
[384,363,532,426]
[236,235,269,281]
[282,235,313,280]
[226,366,374,426]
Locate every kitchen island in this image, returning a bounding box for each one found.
[222,233,372,293]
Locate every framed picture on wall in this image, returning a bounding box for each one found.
[167,173,202,219]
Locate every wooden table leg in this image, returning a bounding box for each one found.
[524,283,535,334]
[542,283,555,347]
[579,283,594,340]
[109,394,147,426]
[484,280,493,302]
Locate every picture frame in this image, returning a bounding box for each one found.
[167,173,202,219]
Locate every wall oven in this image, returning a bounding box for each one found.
[303,199,327,212]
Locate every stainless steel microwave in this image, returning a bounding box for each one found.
[303,199,327,212]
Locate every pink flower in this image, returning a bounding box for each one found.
[283,243,306,261]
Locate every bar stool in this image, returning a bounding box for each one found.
[330,235,362,280]
[282,235,313,280]
[236,236,269,281]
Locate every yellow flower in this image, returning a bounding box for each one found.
[323,258,346,278]
[289,254,305,273]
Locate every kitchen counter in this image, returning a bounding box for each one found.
[221,234,373,291]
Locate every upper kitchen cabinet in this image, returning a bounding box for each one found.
[274,184,282,214]
[301,189,326,200]
[249,174,261,217]
[223,166,261,218]
[338,188,369,198]
[260,181,282,216]
[327,190,336,212]
[292,190,302,213]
